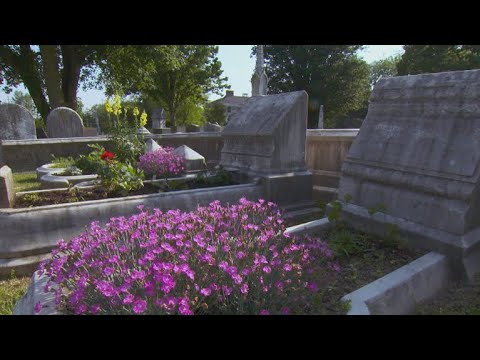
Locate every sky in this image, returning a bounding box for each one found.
[0,45,404,110]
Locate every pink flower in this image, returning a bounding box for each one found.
[240,283,249,294]
[34,301,42,314]
[262,266,272,274]
[123,294,135,304]
[307,282,319,293]
[133,300,147,314]
[281,307,290,315]
[259,309,270,315]
[200,288,212,296]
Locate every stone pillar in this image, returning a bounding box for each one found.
[0,165,15,208]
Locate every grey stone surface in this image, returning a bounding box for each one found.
[0,183,262,261]
[173,145,206,172]
[36,163,66,180]
[0,104,37,140]
[251,45,268,96]
[40,173,97,189]
[151,107,166,129]
[221,91,309,175]
[136,126,151,135]
[337,69,480,280]
[0,166,15,208]
[13,272,61,315]
[342,252,452,315]
[203,122,222,132]
[284,217,332,236]
[317,105,324,129]
[144,138,161,153]
[46,107,84,138]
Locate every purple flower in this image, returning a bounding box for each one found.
[200,288,212,296]
[34,301,42,314]
[307,282,319,293]
[259,310,270,315]
[281,307,290,315]
[133,300,147,314]
[262,266,272,274]
[123,294,135,304]
[240,283,249,294]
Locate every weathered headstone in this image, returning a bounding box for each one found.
[173,145,206,173]
[220,91,312,205]
[0,165,15,208]
[336,69,480,280]
[0,104,37,140]
[46,107,84,138]
[151,107,166,129]
[203,122,222,132]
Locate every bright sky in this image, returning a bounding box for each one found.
[0,45,404,110]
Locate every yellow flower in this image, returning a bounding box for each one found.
[105,99,113,113]
[140,111,148,127]
[133,107,140,117]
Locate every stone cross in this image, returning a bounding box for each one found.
[251,45,268,96]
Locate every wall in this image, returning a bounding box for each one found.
[306,129,358,202]
[0,130,358,202]
[0,133,223,172]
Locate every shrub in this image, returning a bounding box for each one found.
[37,198,338,315]
[137,148,185,179]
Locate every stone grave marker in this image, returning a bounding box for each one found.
[0,104,37,140]
[46,107,84,138]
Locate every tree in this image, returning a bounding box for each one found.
[140,45,229,128]
[11,90,37,114]
[368,55,401,87]
[0,45,170,119]
[204,102,227,125]
[259,45,371,128]
[397,45,480,76]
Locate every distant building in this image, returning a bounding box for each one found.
[210,90,249,123]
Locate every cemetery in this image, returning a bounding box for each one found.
[1,45,480,315]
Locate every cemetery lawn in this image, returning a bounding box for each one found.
[414,274,480,315]
[304,222,425,314]
[13,172,42,192]
[0,274,30,315]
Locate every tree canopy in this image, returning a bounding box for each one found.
[397,45,480,75]
[368,55,401,88]
[139,45,229,128]
[259,45,371,128]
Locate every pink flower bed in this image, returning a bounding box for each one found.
[38,198,338,315]
[137,147,185,178]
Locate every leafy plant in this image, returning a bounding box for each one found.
[50,156,76,169]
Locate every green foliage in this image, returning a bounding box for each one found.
[139,45,229,128]
[204,102,227,125]
[0,273,30,315]
[327,200,343,223]
[50,155,75,168]
[56,166,83,176]
[11,90,37,114]
[75,143,144,196]
[328,227,365,258]
[368,55,401,87]
[368,203,386,216]
[193,168,235,188]
[259,45,371,128]
[397,45,480,76]
[166,97,205,126]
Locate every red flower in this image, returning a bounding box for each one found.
[101,151,115,160]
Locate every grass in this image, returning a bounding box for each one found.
[415,274,480,315]
[12,171,42,192]
[0,273,31,315]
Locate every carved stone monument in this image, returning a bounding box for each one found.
[0,104,37,140]
[336,69,480,280]
[221,91,312,205]
[46,107,84,138]
[251,45,268,97]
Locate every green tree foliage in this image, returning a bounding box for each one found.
[166,98,205,126]
[11,90,37,114]
[369,55,401,87]
[397,45,480,75]
[0,45,167,119]
[204,102,227,125]
[139,45,229,128]
[259,45,371,128]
